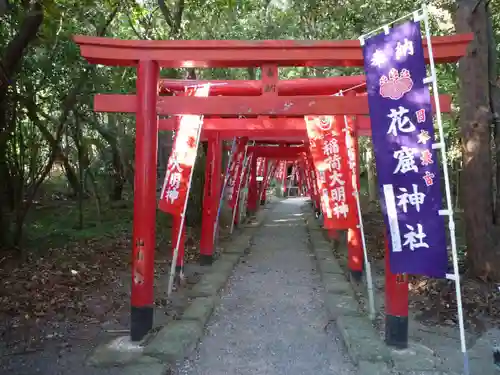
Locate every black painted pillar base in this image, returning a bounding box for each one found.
[131,306,153,342]
[200,254,213,266]
[349,259,365,282]
[493,347,500,368]
[385,315,409,349]
[349,269,363,282]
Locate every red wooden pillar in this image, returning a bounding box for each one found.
[234,197,241,226]
[296,163,302,196]
[385,233,409,349]
[130,60,159,342]
[172,214,186,278]
[200,135,219,265]
[347,228,363,280]
[281,162,287,197]
[210,133,223,250]
[247,156,258,214]
[328,229,340,241]
[309,166,321,214]
[348,131,364,281]
[260,160,268,205]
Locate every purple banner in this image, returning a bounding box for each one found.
[362,21,447,278]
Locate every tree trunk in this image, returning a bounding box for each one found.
[24,97,80,195]
[0,1,43,248]
[455,0,500,280]
[90,113,127,201]
[365,143,377,202]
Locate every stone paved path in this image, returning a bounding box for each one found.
[175,198,356,375]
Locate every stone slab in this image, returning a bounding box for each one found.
[336,315,391,364]
[321,272,352,295]
[391,343,437,372]
[189,272,229,297]
[316,257,344,275]
[218,253,241,267]
[144,320,203,363]
[86,335,155,367]
[358,360,392,375]
[210,260,236,278]
[182,296,218,324]
[313,251,335,262]
[310,234,329,245]
[121,363,169,375]
[224,238,250,254]
[468,357,499,375]
[324,292,361,319]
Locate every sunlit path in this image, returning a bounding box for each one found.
[175,198,356,375]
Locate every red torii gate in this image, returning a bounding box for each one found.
[73,34,472,343]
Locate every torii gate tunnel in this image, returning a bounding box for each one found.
[73,34,472,343]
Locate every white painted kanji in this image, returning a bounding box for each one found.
[397,184,426,213]
[387,106,416,137]
[402,223,429,251]
[395,38,414,60]
[393,146,418,174]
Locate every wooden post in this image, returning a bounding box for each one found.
[130,60,159,342]
[385,233,409,349]
[200,137,217,265]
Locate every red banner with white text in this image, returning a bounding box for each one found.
[263,161,277,192]
[299,156,312,197]
[241,153,253,189]
[256,157,265,178]
[305,154,319,199]
[304,115,356,229]
[159,85,210,214]
[274,160,286,181]
[227,138,249,208]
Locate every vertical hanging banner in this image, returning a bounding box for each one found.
[159,85,210,214]
[305,115,357,229]
[294,162,300,183]
[361,21,447,277]
[305,154,319,202]
[264,161,277,189]
[256,157,265,179]
[275,160,286,181]
[343,115,360,193]
[299,156,312,197]
[225,137,248,205]
[231,152,253,208]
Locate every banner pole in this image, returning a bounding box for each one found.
[342,110,376,321]
[419,6,469,374]
[230,144,250,234]
[167,84,210,297]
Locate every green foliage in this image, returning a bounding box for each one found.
[0,0,498,251]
